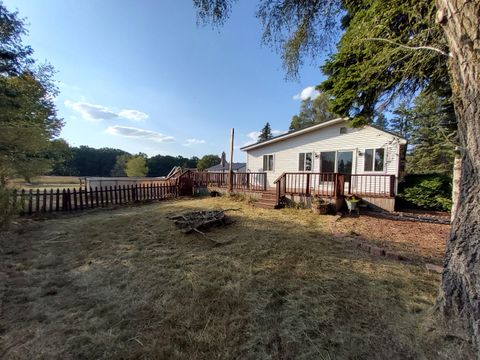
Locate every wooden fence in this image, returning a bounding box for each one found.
[10,183,177,215]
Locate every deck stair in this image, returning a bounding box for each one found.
[253,190,279,209]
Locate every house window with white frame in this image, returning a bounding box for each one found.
[364,148,385,172]
[263,154,274,171]
[298,152,313,171]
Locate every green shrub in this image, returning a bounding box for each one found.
[398,174,452,211]
[0,186,22,227]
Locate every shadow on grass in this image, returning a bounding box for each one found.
[0,197,473,360]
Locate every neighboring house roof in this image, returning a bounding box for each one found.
[206,162,246,171]
[240,117,407,151]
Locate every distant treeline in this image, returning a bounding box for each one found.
[51,145,209,177]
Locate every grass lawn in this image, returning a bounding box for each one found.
[0,197,471,359]
[7,176,81,191]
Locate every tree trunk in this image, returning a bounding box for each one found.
[436,0,480,350]
[451,151,462,223]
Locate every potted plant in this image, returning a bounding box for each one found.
[345,195,360,214]
[311,197,331,215]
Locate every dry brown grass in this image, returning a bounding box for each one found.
[7,176,81,190]
[0,196,473,359]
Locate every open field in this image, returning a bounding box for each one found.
[6,176,81,190]
[0,197,472,359]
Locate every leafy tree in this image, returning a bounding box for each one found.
[125,156,148,177]
[193,0,480,349]
[146,155,198,176]
[110,154,132,176]
[289,92,337,131]
[197,154,221,170]
[0,5,62,184]
[258,122,272,141]
[61,146,130,176]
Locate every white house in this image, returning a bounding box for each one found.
[241,118,407,211]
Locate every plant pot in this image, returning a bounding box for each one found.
[345,199,360,214]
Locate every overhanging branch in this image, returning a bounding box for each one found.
[364,37,451,57]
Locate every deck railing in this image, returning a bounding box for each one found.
[179,171,267,192]
[274,172,396,205]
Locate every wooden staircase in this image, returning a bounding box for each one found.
[253,190,279,209]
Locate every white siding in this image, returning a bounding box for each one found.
[244,121,404,188]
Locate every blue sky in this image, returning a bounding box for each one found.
[5,0,327,161]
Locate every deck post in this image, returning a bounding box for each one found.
[306,173,310,196]
[389,175,396,197]
[246,172,250,190]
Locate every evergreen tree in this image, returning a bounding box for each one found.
[390,102,414,141]
[373,113,388,130]
[406,91,456,175]
[258,122,273,142]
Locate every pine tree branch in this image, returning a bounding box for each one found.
[364,38,451,57]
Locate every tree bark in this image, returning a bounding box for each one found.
[436,0,480,350]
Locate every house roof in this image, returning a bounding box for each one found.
[206,162,246,171]
[240,117,407,151]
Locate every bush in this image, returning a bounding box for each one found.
[0,186,22,227]
[398,174,452,211]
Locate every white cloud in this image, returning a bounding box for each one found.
[243,129,287,147]
[64,100,148,122]
[117,109,149,121]
[106,125,175,143]
[185,138,206,146]
[293,86,320,101]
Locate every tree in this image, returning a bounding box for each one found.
[193,0,480,349]
[390,102,414,141]
[403,91,457,175]
[258,122,272,141]
[110,154,132,176]
[125,156,148,177]
[0,5,62,184]
[197,154,221,170]
[373,113,388,130]
[289,92,337,131]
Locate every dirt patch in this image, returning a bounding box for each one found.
[0,197,472,359]
[329,213,449,264]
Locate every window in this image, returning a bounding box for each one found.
[263,154,274,171]
[364,148,385,172]
[337,151,353,174]
[320,152,336,172]
[298,152,313,171]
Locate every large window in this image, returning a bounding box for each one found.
[298,152,313,171]
[263,154,274,171]
[320,152,336,172]
[337,151,353,174]
[364,148,385,172]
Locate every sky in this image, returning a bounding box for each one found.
[4,0,328,161]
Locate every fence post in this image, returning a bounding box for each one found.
[73,188,78,210]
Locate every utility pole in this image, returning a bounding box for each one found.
[229,128,234,192]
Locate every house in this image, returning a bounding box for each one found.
[206,162,246,172]
[240,117,407,211]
